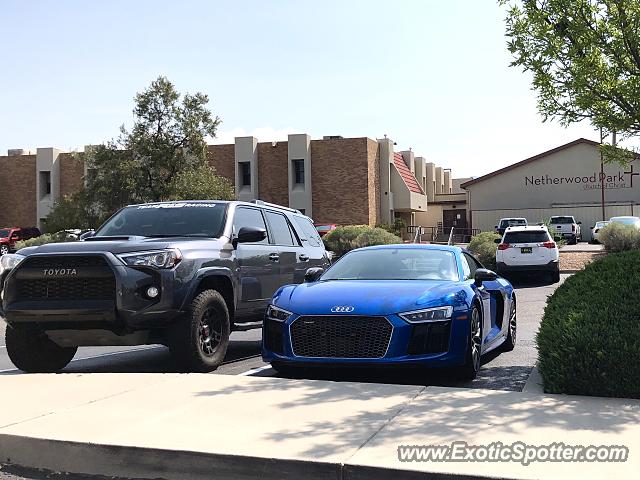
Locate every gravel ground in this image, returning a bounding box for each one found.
[559,251,605,271]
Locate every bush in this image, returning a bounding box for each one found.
[352,228,402,249]
[14,232,78,250]
[537,251,640,398]
[377,218,407,237]
[323,225,401,256]
[597,223,640,252]
[467,232,501,270]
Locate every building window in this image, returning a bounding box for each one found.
[293,159,305,185]
[39,171,51,199]
[239,162,251,186]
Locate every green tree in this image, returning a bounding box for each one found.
[501,0,640,160]
[47,76,232,229]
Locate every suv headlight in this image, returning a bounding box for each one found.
[399,306,453,323]
[117,249,181,268]
[266,304,293,322]
[0,253,25,273]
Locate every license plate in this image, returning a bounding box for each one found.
[521,247,532,254]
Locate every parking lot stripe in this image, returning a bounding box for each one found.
[238,365,272,376]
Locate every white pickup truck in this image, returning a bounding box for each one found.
[549,215,582,244]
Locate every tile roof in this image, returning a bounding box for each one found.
[393,153,424,194]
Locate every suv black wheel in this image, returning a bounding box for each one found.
[5,324,77,373]
[501,297,516,352]
[457,305,482,380]
[169,289,230,373]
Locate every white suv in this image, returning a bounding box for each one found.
[495,225,560,282]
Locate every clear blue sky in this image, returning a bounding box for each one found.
[0,0,600,177]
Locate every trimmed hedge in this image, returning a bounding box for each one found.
[537,251,640,398]
[323,225,401,256]
[597,222,640,252]
[467,232,501,270]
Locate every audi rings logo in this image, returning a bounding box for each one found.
[331,306,355,313]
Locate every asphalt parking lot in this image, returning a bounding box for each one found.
[0,274,566,392]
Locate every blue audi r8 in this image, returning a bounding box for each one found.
[262,244,516,379]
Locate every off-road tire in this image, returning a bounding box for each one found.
[168,289,230,373]
[5,324,77,373]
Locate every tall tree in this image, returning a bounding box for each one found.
[501,0,640,158]
[45,76,234,232]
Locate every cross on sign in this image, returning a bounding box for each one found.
[624,164,639,187]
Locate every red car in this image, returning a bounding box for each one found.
[314,223,337,237]
[0,227,41,255]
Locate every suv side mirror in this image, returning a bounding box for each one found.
[474,268,498,287]
[304,267,324,283]
[80,230,96,240]
[493,238,501,244]
[577,221,582,225]
[236,226,267,245]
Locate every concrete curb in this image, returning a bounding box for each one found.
[0,433,513,480]
[522,364,544,394]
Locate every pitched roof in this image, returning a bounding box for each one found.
[460,138,600,189]
[393,153,424,194]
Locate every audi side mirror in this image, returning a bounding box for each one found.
[235,227,267,246]
[304,267,324,283]
[474,268,498,287]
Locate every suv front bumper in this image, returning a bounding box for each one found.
[1,253,186,332]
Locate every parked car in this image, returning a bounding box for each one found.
[0,200,330,373]
[495,225,560,282]
[495,218,527,236]
[548,215,581,244]
[262,244,516,380]
[590,221,610,243]
[0,227,41,255]
[609,216,640,229]
[315,223,337,237]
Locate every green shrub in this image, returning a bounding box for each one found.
[323,225,401,256]
[352,228,402,250]
[597,223,640,252]
[377,218,407,237]
[467,232,501,270]
[537,251,640,398]
[14,232,78,250]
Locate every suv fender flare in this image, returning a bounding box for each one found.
[181,267,238,313]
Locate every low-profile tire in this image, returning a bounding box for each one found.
[501,297,516,352]
[0,245,9,256]
[457,304,482,380]
[5,324,77,373]
[168,289,230,373]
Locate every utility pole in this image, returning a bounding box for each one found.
[600,128,606,221]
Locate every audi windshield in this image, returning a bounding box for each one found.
[95,202,228,238]
[322,248,459,281]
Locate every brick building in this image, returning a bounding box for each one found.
[0,135,463,233]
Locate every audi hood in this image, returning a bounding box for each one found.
[272,280,466,317]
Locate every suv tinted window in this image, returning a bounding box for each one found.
[504,231,551,243]
[265,211,297,246]
[233,207,269,244]
[292,216,323,247]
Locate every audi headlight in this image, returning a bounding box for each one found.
[399,306,453,323]
[266,304,293,322]
[117,249,181,268]
[0,253,25,273]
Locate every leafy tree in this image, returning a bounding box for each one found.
[47,76,232,229]
[501,0,640,160]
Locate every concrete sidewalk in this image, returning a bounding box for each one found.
[0,374,638,480]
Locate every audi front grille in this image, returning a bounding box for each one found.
[290,315,393,359]
[13,255,116,301]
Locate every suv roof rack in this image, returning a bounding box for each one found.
[250,199,302,215]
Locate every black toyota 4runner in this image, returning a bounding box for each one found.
[0,200,330,373]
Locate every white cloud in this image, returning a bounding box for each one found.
[210,126,303,145]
